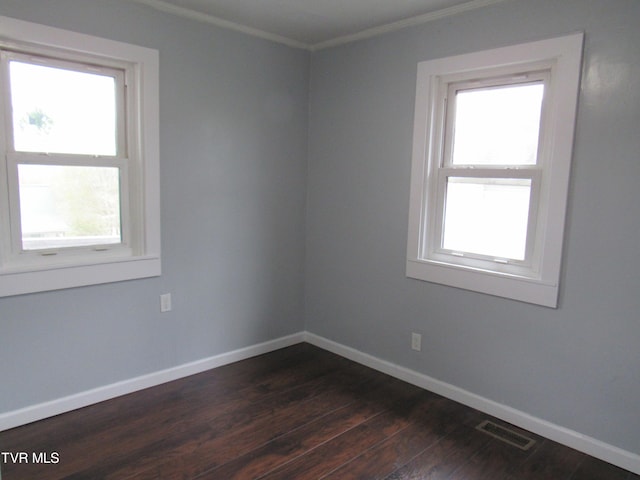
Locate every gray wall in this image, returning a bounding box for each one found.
[1,0,639,460]
[306,0,640,454]
[0,0,309,412]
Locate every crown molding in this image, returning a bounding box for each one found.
[131,0,510,51]
[130,0,310,50]
[310,0,509,51]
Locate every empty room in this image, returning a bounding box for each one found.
[0,0,638,478]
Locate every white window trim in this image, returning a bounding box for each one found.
[0,16,160,297]
[406,33,583,307]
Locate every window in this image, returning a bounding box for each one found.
[0,16,160,297]
[406,34,583,307]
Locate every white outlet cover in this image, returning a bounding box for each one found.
[411,332,422,351]
[160,293,172,312]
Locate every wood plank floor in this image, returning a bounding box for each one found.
[0,343,637,479]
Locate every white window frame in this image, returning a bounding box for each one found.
[0,16,160,297]
[406,34,583,307]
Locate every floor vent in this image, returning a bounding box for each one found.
[476,420,536,451]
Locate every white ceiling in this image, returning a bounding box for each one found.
[132,0,508,50]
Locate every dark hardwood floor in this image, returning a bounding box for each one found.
[0,343,637,479]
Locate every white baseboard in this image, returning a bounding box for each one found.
[303,332,640,476]
[0,332,305,432]
[2,330,638,475]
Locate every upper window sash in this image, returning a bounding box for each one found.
[1,50,127,159]
[442,72,549,169]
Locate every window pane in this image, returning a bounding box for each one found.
[442,177,531,260]
[451,83,544,166]
[18,164,121,250]
[9,61,117,156]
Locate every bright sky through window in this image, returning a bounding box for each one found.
[443,177,532,260]
[451,83,544,166]
[9,61,117,156]
[8,61,122,250]
[440,82,543,261]
[0,15,161,297]
[407,34,583,306]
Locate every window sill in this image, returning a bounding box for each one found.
[406,258,559,308]
[0,255,161,297]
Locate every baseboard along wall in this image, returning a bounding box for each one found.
[1,331,638,475]
[0,333,305,433]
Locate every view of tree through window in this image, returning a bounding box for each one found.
[10,60,117,155]
[8,60,122,250]
[18,165,121,250]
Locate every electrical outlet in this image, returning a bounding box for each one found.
[411,332,422,351]
[160,293,172,312]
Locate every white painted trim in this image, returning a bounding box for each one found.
[0,15,162,297]
[130,0,309,50]
[310,0,509,51]
[0,332,304,432]
[3,330,638,475]
[130,0,509,51]
[303,332,640,475]
[406,33,584,308]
